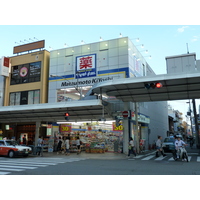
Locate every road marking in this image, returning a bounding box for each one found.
[188,156,192,161]
[0,172,10,175]
[0,161,48,167]
[197,157,200,162]
[142,155,155,160]
[155,156,166,160]
[0,165,37,169]
[0,168,23,171]
[134,155,145,158]
[0,161,57,165]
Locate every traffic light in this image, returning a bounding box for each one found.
[144,82,163,89]
[65,113,69,121]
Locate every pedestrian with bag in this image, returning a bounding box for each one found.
[127,137,136,158]
[155,135,166,157]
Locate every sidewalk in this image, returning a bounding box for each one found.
[30,149,155,159]
[30,146,200,159]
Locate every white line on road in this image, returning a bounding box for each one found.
[0,161,48,167]
[0,168,23,171]
[0,172,11,175]
[134,155,145,159]
[0,165,37,169]
[197,157,200,162]
[155,156,166,160]
[141,155,155,160]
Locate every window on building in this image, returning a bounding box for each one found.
[9,90,40,105]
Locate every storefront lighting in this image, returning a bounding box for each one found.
[136,44,144,48]
[128,48,131,51]
[119,33,123,37]
[124,40,127,43]
[100,37,103,41]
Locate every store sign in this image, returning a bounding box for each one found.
[47,125,52,136]
[0,56,10,77]
[112,122,123,132]
[60,124,72,133]
[76,54,96,79]
[61,76,114,87]
[132,112,150,124]
[13,40,45,54]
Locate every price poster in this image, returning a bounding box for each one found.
[60,124,72,133]
[112,122,123,132]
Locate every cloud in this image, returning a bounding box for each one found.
[191,35,199,42]
[177,26,189,33]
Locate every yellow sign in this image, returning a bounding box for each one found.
[60,124,72,132]
[112,122,123,131]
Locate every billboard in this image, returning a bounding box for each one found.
[0,56,10,77]
[13,40,45,54]
[76,54,96,79]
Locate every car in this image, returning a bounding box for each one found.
[162,136,176,152]
[0,140,32,158]
[162,135,183,152]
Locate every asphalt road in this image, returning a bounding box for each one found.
[2,152,200,175]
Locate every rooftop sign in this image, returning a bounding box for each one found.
[13,40,45,54]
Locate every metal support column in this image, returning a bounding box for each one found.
[134,102,139,154]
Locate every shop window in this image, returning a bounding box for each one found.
[9,90,40,105]
[57,86,92,102]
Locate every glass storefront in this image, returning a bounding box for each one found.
[57,86,92,102]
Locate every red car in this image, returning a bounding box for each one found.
[0,140,32,158]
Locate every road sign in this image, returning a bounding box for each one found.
[122,111,129,118]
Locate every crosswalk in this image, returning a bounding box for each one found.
[0,157,86,175]
[128,152,199,162]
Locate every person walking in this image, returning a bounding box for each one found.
[155,136,166,157]
[65,136,70,156]
[127,137,136,158]
[37,136,43,156]
[76,136,81,155]
[57,137,63,155]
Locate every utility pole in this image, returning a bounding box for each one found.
[192,99,200,149]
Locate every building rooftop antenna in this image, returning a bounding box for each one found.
[186,43,189,54]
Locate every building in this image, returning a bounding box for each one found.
[48,37,169,150]
[0,41,50,142]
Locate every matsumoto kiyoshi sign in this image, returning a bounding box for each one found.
[76,54,96,79]
[61,76,114,87]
